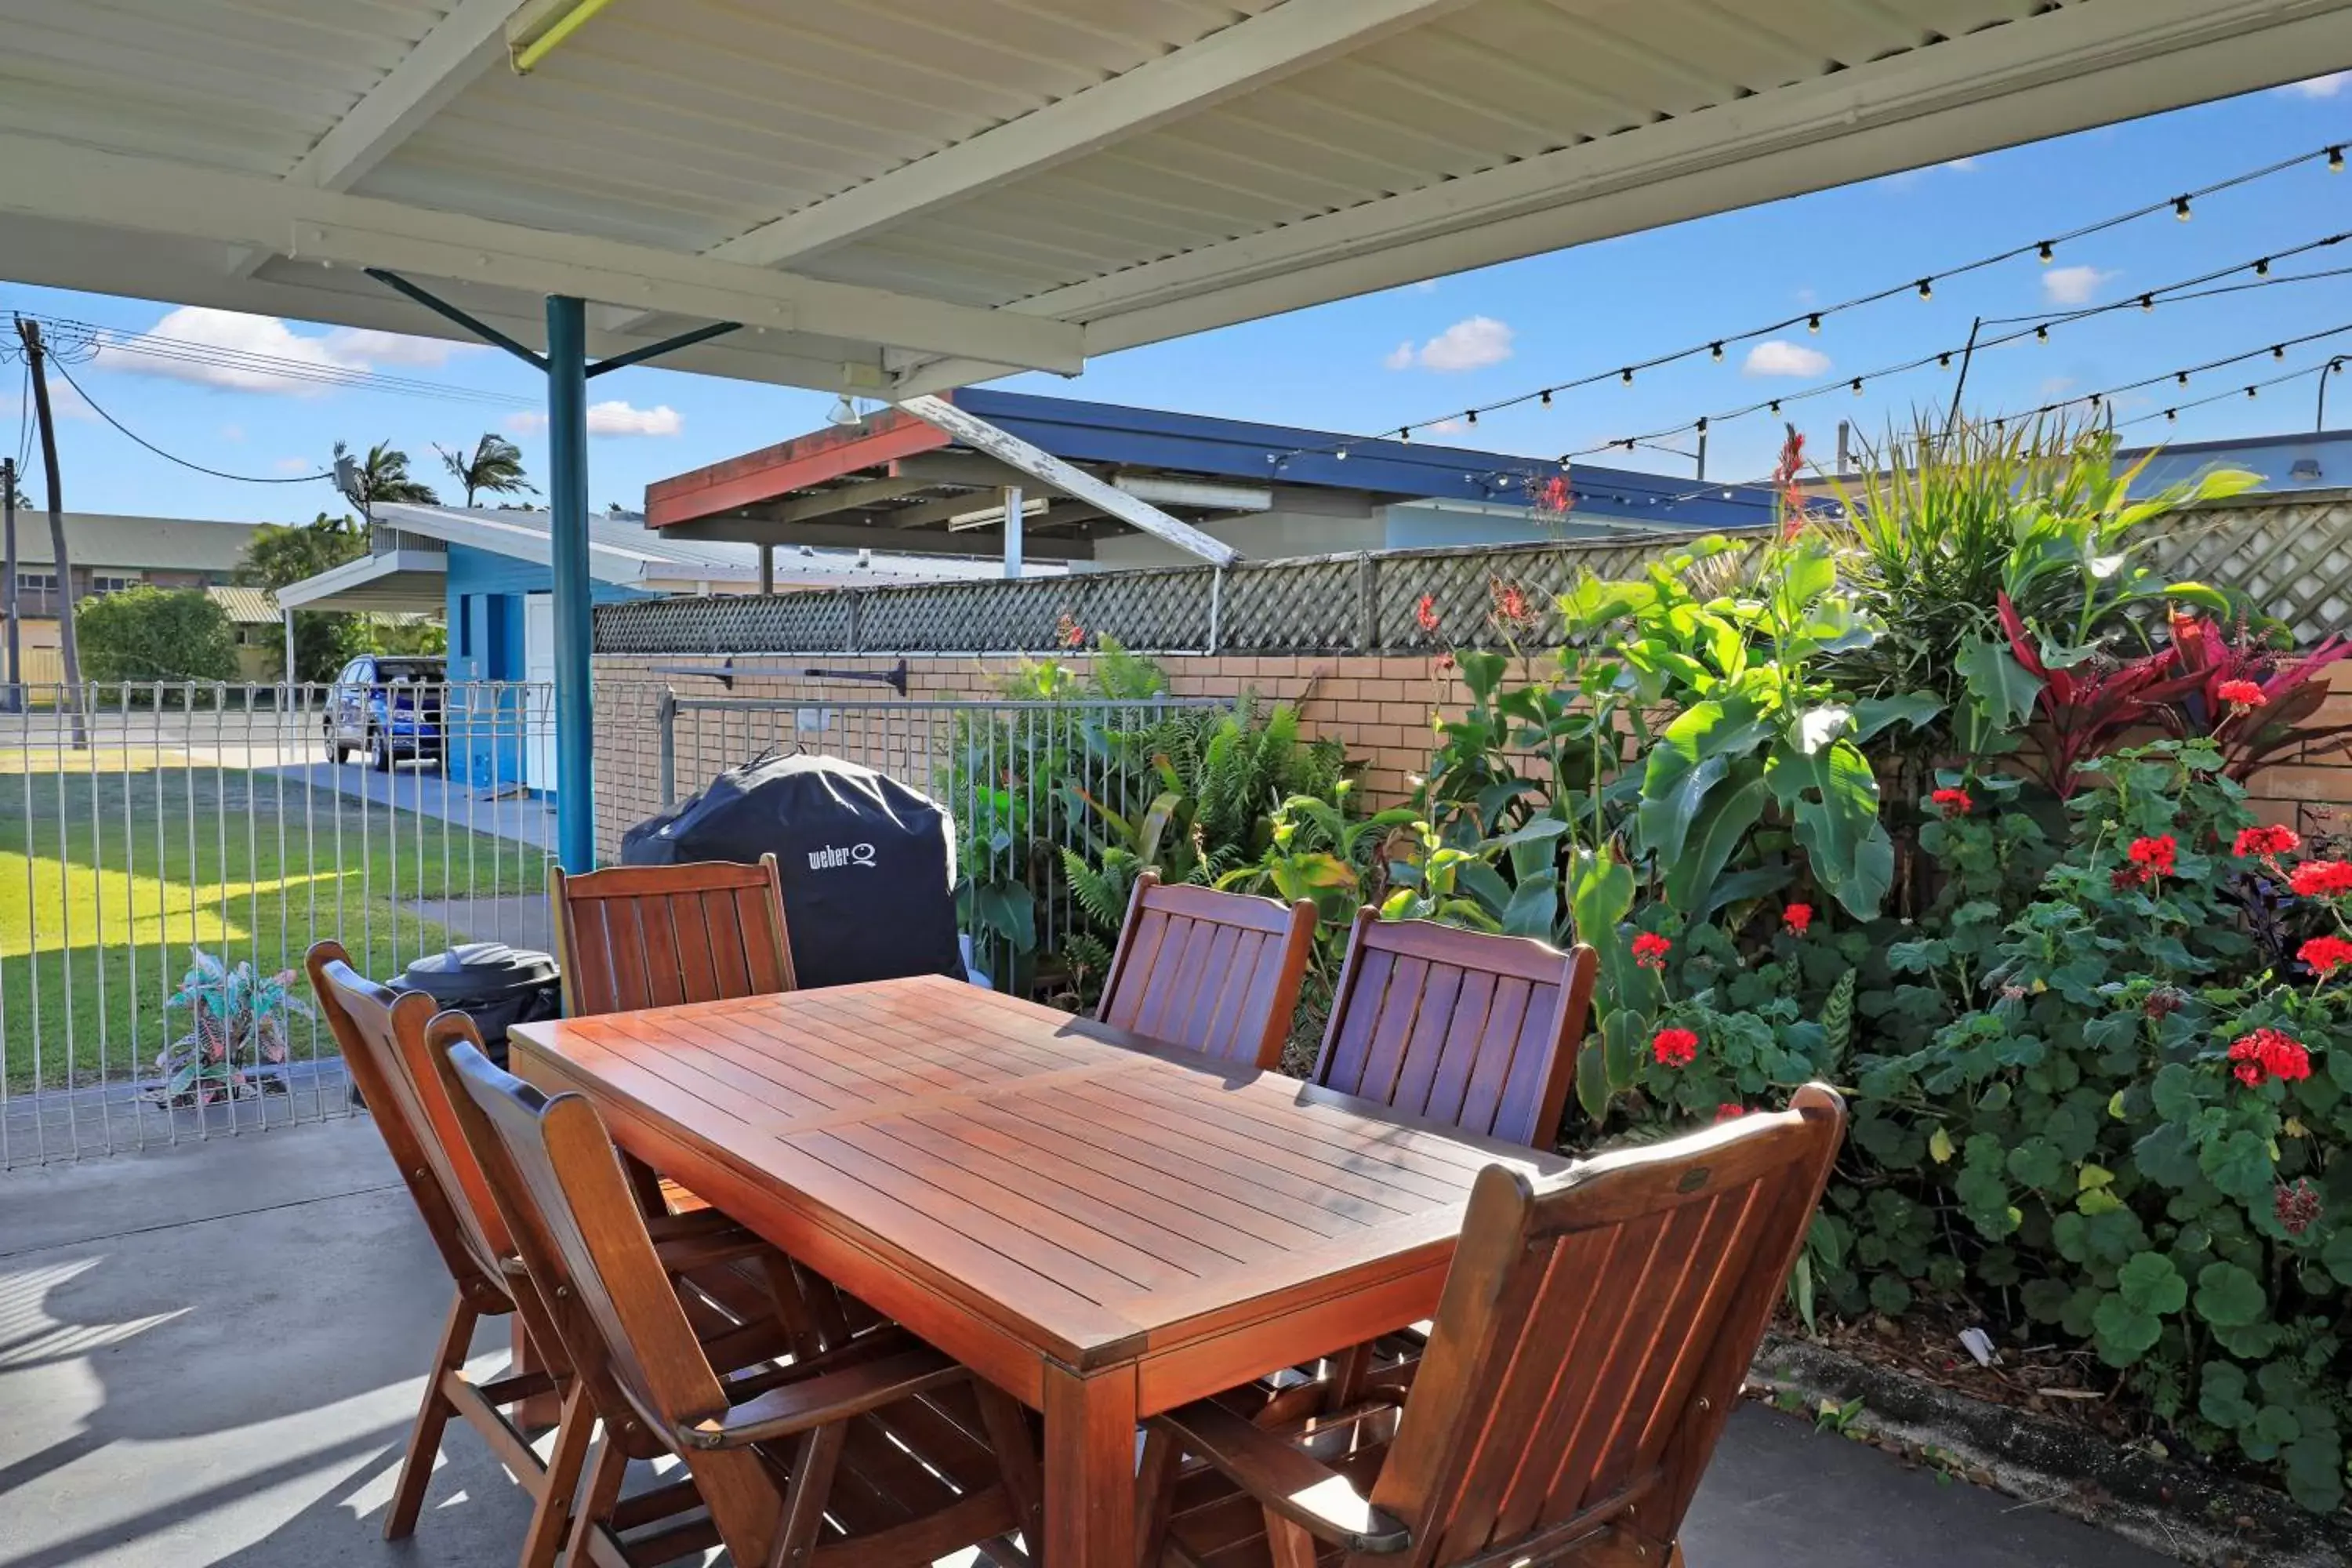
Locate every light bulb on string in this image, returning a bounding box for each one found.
[1619,438,1636,452]
[2165,408,2178,422]
[2274,345,2288,361]
[1695,416,1709,434]
[2249,385,2260,398]
[2140,294,2154,312]
[2038,240,2055,263]
[1465,408,1478,426]
[1334,447,1348,462]
[2036,325,2050,343]
[2177,370,2190,387]
[1939,351,1953,369]
[2174,195,2192,221]
[1851,377,1864,397]
[1621,367,1634,386]
[2256,257,2271,277]
[1399,427,1411,444]
[1807,314,1823,334]
[1710,342,1725,362]
[1917,278,1933,300]
[1539,389,1552,408]
[2333,146,2345,172]
[1768,400,1782,415]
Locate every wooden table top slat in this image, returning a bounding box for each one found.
[510,975,1564,1370]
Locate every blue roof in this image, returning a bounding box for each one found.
[953,388,1780,530]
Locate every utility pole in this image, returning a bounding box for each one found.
[1945,316,1985,433]
[2,456,19,714]
[15,318,84,746]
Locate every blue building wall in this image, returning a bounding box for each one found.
[2123,429,2352,496]
[441,543,648,791]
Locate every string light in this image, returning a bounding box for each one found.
[1399,427,1410,443]
[1465,408,1478,425]
[2175,195,2194,221]
[1695,416,1709,434]
[2140,294,2155,312]
[1334,446,1348,461]
[2178,370,2190,387]
[1939,351,1953,369]
[1917,278,1933,300]
[2037,325,2050,343]
[2038,240,2056,263]
[1539,388,1552,407]
[1621,367,1635,385]
[2335,146,2346,172]
[1851,377,1864,396]
[1808,313,1823,333]
[2249,384,2259,397]
[1768,399,1782,414]
[1710,342,1725,361]
[2165,408,2179,421]
[2256,257,2271,276]
[2274,344,2288,359]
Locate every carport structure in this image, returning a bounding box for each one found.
[4,0,2349,877]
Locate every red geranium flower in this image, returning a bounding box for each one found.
[1714,1103,1748,1123]
[1414,593,1440,633]
[1632,932,1672,971]
[2299,935,2352,977]
[2227,1027,2313,1087]
[1930,787,1973,816]
[2234,824,2302,858]
[1651,1027,1699,1068]
[2277,1178,2325,1237]
[1782,902,1813,937]
[2290,859,2352,898]
[2128,834,2178,880]
[2217,678,2267,711]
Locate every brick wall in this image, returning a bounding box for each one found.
[590,652,2352,862]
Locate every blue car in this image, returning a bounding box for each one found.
[325,655,445,772]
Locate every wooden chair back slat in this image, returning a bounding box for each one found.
[550,854,796,1018]
[441,1033,788,1552]
[1313,913,1599,1149]
[1367,1085,1845,1567]
[1098,871,1315,1070]
[307,941,510,1297]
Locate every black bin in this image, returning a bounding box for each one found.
[388,942,562,1067]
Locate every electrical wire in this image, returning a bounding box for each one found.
[11,311,533,408]
[49,358,335,485]
[1268,141,2347,461]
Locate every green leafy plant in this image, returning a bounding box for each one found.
[153,949,313,1106]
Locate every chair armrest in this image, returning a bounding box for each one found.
[1150,1399,1410,1555]
[676,1345,961,1451]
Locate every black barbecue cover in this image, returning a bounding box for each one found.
[619,753,964,989]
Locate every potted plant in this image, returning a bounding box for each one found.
[150,949,314,1106]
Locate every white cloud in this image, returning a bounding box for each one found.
[320,327,475,368]
[2285,71,2349,98]
[1387,316,1514,373]
[2042,265,2115,307]
[90,307,475,397]
[4,381,97,423]
[1428,418,1465,434]
[273,457,314,475]
[1744,340,1831,378]
[505,412,548,436]
[586,401,681,437]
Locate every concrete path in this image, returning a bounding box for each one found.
[0,1122,2172,1568]
[255,760,557,853]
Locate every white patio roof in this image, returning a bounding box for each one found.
[4,0,2345,397]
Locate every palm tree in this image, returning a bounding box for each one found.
[332,439,438,521]
[434,434,537,509]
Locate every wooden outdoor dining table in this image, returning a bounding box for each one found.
[507,972,1566,1568]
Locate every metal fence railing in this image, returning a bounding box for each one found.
[644,691,1229,996]
[0,681,558,1167]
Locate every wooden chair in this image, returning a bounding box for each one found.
[1314,911,1599,1149]
[307,942,788,1568]
[1098,871,1317,1069]
[439,1030,1038,1568]
[1138,1084,1847,1568]
[549,855,797,1019]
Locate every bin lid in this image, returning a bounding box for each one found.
[396,942,559,1003]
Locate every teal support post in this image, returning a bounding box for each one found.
[546,295,596,871]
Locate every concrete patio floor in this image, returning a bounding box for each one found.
[0,1121,2170,1568]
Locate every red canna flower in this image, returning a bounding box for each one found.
[2290,859,2352,898]
[1414,593,1440,633]
[1054,611,1085,649]
[2234,824,2302,858]
[1435,652,1456,673]
[1930,787,1973,816]
[2276,1178,2325,1237]
[2128,834,2178,880]
[1489,579,1535,628]
[1773,427,1809,541]
[1714,1103,1748,1123]
[1782,902,1813,937]
[1632,932,1672,971]
[2227,1027,2312,1087]
[1651,1027,1700,1069]
[2298,935,2352,977]
[2217,677,2267,712]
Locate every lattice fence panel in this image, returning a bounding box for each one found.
[1372,535,1729,652]
[1221,557,1367,651]
[1069,565,1217,648]
[597,592,855,654]
[2152,500,2352,644]
[860,575,1074,651]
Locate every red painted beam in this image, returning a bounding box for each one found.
[645,405,950,528]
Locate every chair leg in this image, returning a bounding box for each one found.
[1264,1512,1318,1568]
[1134,1428,1180,1568]
[519,1384,594,1568]
[765,1424,846,1568]
[976,1381,1046,1551]
[561,1433,630,1568]
[386,1293,477,1540]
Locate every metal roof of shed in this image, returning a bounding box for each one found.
[2,1,2343,396]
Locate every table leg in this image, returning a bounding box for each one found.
[1042,1362,1138,1568]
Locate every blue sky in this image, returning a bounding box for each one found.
[5,73,2350,525]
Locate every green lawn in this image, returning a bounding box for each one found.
[0,756,546,1092]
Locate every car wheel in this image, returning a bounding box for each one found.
[330,742,350,764]
[369,728,393,772]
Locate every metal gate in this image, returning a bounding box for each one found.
[0,681,557,1167]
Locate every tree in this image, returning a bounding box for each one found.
[238,514,371,684]
[77,587,238,686]
[435,434,535,509]
[332,439,437,520]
